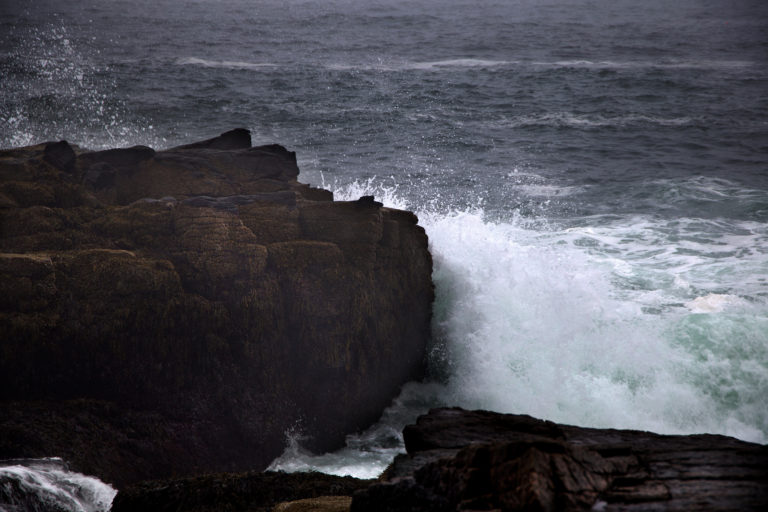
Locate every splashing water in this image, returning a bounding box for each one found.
[0,22,163,149]
[0,458,116,512]
[425,210,767,441]
[267,382,447,478]
[269,179,768,478]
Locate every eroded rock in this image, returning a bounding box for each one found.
[0,130,434,486]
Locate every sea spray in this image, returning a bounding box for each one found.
[270,180,768,478]
[267,382,447,478]
[0,458,116,512]
[0,20,163,150]
[425,209,767,442]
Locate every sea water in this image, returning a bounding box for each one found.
[2,0,767,481]
[0,458,116,512]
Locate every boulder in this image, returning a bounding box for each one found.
[352,408,768,511]
[0,130,434,487]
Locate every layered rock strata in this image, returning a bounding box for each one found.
[352,408,768,511]
[0,129,434,486]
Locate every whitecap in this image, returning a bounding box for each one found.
[505,112,693,128]
[325,58,512,72]
[406,58,511,70]
[176,57,278,70]
[538,59,753,70]
[518,184,583,197]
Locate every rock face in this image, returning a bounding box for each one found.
[0,129,434,486]
[352,408,768,511]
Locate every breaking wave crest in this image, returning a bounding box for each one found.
[176,57,279,70]
[270,179,768,478]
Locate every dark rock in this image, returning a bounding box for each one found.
[0,143,97,208]
[110,471,372,512]
[82,161,117,189]
[181,192,297,212]
[0,130,434,487]
[77,145,155,170]
[80,143,304,205]
[353,408,768,511]
[250,143,298,164]
[356,195,383,208]
[172,127,253,150]
[43,141,76,174]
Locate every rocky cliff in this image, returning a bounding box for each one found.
[0,129,434,486]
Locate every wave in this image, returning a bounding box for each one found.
[267,382,445,478]
[516,183,585,197]
[176,57,279,70]
[538,59,754,70]
[406,58,512,70]
[325,58,754,73]
[269,180,768,479]
[424,211,767,453]
[326,58,513,72]
[501,112,695,129]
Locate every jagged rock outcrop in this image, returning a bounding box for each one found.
[351,408,768,511]
[0,129,434,486]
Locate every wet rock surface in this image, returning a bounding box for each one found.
[0,129,434,487]
[352,408,768,511]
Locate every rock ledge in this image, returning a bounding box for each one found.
[352,408,768,511]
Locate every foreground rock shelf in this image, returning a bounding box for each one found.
[0,129,434,486]
[354,408,768,511]
[110,471,372,512]
[109,407,768,511]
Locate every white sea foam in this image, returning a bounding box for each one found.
[328,58,752,73]
[176,57,279,70]
[517,184,584,197]
[539,59,753,70]
[406,58,511,70]
[268,382,446,478]
[503,112,694,129]
[424,210,767,442]
[325,58,512,72]
[269,181,768,479]
[0,458,116,512]
[686,294,744,313]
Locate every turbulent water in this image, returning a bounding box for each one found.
[0,459,116,512]
[3,0,767,481]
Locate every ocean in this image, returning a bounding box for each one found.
[2,0,767,489]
